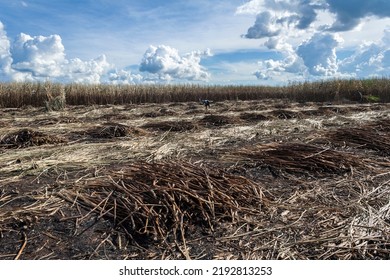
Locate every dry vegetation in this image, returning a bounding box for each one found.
[0,80,389,260]
[1,78,390,108]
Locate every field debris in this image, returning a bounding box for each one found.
[87,123,148,138]
[1,157,388,260]
[370,119,390,132]
[0,100,389,260]
[138,108,178,118]
[230,142,364,175]
[58,161,266,244]
[239,112,270,122]
[270,109,303,119]
[326,120,390,155]
[0,128,65,148]
[198,114,240,127]
[141,120,197,132]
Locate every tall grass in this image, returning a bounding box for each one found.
[0,78,389,108]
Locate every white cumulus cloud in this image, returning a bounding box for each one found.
[11,33,66,79]
[139,45,212,82]
[10,32,111,83]
[0,21,112,83]
[253,50,306,82]
[238,0,390,82]
[238,0,327,38]
[0,22,12,81]
[297,32,342,76]
[0,21,214,84]
[63,55,111,84]
[251,32,343,81]
[107,69,144,85]
[338,27,390,78]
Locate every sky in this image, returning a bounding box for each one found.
[1,0,390,85]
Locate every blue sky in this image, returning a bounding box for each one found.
[1,0,390,85]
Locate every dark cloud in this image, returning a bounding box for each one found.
[240,0,390,35]
[326,0,390,31]
[296,0,320,29]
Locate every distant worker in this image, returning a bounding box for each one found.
[200,99,211,110]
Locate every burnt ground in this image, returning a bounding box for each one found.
[0,100,389,259]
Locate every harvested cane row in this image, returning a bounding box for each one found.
[140,120,197,132]
[87,123,149,138]
[0,129,65,148]
[325,118,390,156]
[219,141,390,259]
[1,154,389,259]
[0,123,149,148]
[58,161,267,249]
[228,142,365,176]
[1,108,389,259]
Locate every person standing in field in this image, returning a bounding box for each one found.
[200,99,210,110]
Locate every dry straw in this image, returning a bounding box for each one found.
[58,161,267,243]
[1,154,389,259]
[325,119,390,156]
[141,120,197,132]
[1,96,389,260]
[228,142,364,175]
[1,78,390,108]
[0,129,66,148]
[198,114,241,127]
[87,123,148,138]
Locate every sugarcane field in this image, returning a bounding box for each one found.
[0,81,389,260]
